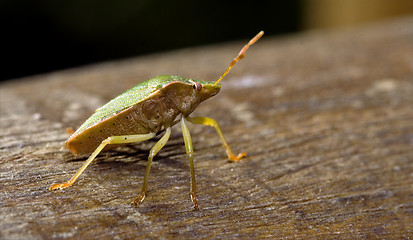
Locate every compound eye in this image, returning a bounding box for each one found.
[193,82,202,91]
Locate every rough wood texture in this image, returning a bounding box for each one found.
[1,18,412,239]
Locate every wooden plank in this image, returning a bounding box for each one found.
[1,18,412,239]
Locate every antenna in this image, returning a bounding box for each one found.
[214,31,264,86]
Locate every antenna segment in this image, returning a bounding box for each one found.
[214,31,264,86]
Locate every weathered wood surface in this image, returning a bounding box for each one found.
[1,18,412,239]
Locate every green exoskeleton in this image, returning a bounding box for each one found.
[50,31,264,210]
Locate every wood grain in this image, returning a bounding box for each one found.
[1,18,412,239]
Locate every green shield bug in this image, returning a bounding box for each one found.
[49,31,264,210]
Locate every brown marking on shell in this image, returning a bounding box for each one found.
[66,90,181,154]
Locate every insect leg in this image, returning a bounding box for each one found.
[133,127,171,206]
[49,133,156,191]
[180,116,199,210]
[186,116,246,161]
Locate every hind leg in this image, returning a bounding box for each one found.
[49,133,156,191]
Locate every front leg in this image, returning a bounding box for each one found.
[186,116,246,161]
[180,116,199,210]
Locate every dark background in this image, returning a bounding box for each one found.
[1,0,413,82]
[1,1,302,82]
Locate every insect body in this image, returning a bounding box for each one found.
[49,31,264,210]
